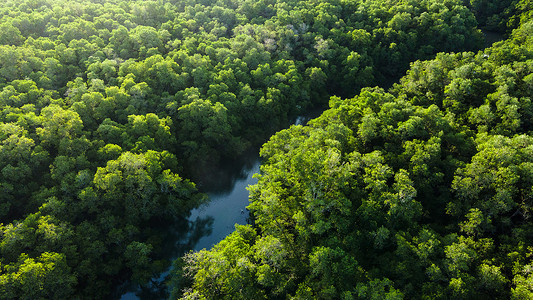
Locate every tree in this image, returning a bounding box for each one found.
[0,252,77,300]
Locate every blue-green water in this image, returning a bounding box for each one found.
[189,157,260,251]
[119,152,260,299]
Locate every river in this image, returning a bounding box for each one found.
[118,150,260,299]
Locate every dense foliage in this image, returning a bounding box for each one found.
[0,0,527,298]
[178,13,533,300]
[0,0,484,170]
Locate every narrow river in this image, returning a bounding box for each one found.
[119,150,261,299]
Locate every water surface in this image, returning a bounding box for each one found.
[189,158,260,251]
[119,150,260,299]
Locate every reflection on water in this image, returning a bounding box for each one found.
[190,156,260,251]
[291,106,325,126]
[116,215,214,300]
[119,149,260,300]
[481,29,505,48]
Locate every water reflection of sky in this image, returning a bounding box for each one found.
[119,155,260,300]
[190,159,260,251]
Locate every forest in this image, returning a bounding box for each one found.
[0,0,531,299]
